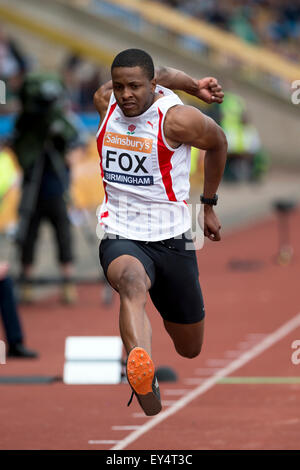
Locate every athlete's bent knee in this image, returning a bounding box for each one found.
[118,268,147,299]
[176,343,202,359]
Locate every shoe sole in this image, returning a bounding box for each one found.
[126,347,162,416]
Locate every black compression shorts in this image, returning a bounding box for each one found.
[99,230,205,324]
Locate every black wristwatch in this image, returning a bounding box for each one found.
[200,194,218,206]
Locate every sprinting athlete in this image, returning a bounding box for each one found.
[94,49,227,416]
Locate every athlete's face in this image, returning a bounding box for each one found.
[112,66,156,117]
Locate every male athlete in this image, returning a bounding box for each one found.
[94,49,227,416]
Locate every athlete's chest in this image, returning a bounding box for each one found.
[100,106,162,185]
[105,105,159,143]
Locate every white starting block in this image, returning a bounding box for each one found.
[63,336,123,384]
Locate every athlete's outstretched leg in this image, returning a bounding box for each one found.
[106,254,161,416]
[163,319,205,358]
[106,255,152,355]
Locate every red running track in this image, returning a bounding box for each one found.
[0,209,299,450]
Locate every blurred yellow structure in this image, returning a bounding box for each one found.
[123,0,300,83]
[69,139,104,209]
[0,149,21,232]
[190,147,205,189]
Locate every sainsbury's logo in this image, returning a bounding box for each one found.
[104,132,153,153]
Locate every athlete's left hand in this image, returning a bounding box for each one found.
[199,206,222,241]
[196,77,224,104]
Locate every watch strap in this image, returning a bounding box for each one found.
[200,194,218,205]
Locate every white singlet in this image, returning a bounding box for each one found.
[96,85,191,241]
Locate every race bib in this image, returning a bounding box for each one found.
[103,132,154,186]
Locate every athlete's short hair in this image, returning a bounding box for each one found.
[111,49,155,80]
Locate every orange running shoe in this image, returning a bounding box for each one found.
[126,346,162,416]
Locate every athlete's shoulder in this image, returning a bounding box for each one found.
[166,104,204,131]
[164,104,208,145]
[155,85,183,105]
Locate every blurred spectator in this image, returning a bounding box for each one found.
[229,6,260,44]
[62,54,104,111]
[0,26,30,114]
[158,0,300,62]
[220,91,268,182]
[11,72,86,304]
[0,261,38,358]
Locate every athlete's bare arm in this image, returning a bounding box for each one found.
[93,67,224,121]
[155,66,224,104]
[164,105,227,242]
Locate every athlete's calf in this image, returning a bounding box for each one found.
[107,255,152,355]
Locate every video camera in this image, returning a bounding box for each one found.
[19,72,65,114]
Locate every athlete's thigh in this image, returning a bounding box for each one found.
[163,318,205,354]
[99,237,155,291]
[107,255,151,291]
[149,246,205,324]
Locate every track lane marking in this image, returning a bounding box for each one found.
[132,413,152,418]
[164,389,190,396]
[183,378,206,385]
[89,440,119,444]
[224,350,241,358]
[111,312,300,450]
[205,359,230,366]
[219,376,300,384]
[112,425,141,431]
[194,367,222,374]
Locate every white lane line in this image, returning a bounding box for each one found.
[161,400,177,406]
[132,413,152,418]
[111,312,300,450]
[89,440,119,444]
[164,389,190,396]
[237,341,256,349]
[194,367,221,375]
[112,425,141,431]
[205,359,230,366]
[246,333,268,340]
[224,350,242,358]
[183,378,206,385]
